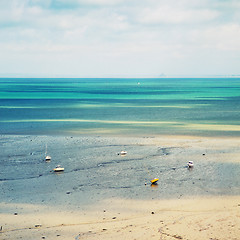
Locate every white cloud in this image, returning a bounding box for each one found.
[137,6,220,24]
[0,0,240,77]
[76,0,125,5]
[202,24,240,51]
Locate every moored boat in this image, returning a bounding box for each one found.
[45,144,51,161]
[45,155,51,161]
[150,178,159,184]
[187,161,194,168]
[120,150,127,156]
[53,165,64,172]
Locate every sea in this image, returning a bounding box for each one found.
[1,78,240,208]
[0,77,240,136]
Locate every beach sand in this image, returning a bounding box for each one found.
[1,135,240,239]
[1,196,240,240]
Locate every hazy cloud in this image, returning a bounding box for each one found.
[0,0,239,77]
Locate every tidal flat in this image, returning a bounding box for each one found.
[1,135,240,239]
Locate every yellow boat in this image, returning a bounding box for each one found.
[150,178,159,184]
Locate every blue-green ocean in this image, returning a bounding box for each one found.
[1,78,240,208]
[0,78,240,136]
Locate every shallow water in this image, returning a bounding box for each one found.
[0,78,240,136]
[1,78,240,208]
[1,135,240,210]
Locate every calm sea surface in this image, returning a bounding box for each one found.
[0,78,240,136]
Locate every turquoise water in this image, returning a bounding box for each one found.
[1,80,240,207]
[0,78,240,136]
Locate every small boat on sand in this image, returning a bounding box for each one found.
[120,151,127,156]
[45,155,51,161]
[45,144,51,161]
[150,178,159,184]
[53,165,64,172]
[187,161,194,168]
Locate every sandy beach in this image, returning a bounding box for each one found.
[1,196,240,240]
[1,135,240,239]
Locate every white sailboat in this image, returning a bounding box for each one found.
[45,144,51,161]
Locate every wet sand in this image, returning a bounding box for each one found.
[1,135,240,239]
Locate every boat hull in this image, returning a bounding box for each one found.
[150,178,159,184]
[53,169,64,172]
[187,161,194,168]
[53,167,64,172]
[45,156,51,161]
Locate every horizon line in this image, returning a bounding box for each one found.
[0,74,240,79]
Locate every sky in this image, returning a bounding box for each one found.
[0,0,240,78]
